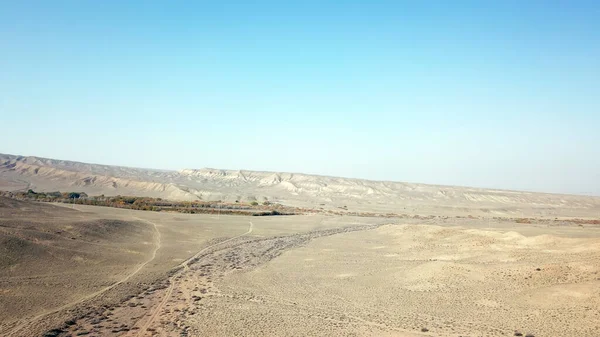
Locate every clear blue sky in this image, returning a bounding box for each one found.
[1,1,599,195]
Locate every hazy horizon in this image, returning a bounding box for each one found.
[2,151,599,197]
[2,1,599,195]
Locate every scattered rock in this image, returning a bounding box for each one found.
[43,329,64,337]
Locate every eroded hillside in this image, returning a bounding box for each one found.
[2,153,600,218]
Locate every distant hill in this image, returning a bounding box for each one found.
[1,153,599,217]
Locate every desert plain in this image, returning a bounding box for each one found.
[1,154,600,336]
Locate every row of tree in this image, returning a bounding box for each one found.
[1,190,297,216]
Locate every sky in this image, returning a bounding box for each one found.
[1,1,599,195]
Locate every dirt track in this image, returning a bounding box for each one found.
[135,221,254,336]
[60,220,600,337]
[57,221,385,336]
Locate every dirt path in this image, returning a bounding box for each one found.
[57,222,383,336]
[135,221,253,336]
[2,217,161,336]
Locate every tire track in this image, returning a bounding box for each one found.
[134,221,253,337]
[61,222,383,336]
[133,222,384,336]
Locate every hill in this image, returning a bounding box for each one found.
[1,153,599,218]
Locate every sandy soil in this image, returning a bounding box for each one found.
[2,199,600,336]
[0,199,156,324]
[61,218,600,337]
[216,223,600,336]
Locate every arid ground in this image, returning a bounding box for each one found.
[1,197,599,336]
